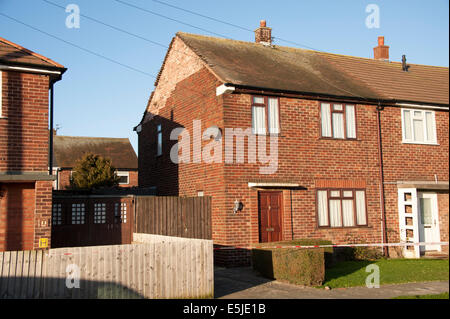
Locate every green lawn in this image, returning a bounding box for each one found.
[322,259,449,288]
[393,292,449,299]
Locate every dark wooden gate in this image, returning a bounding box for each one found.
[258,191,283,243]
[51,196,134,248]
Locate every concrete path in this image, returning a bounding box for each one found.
[214,267,449,299]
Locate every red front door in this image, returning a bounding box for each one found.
[258,191,283,243]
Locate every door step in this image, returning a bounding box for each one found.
[422,251,449,259]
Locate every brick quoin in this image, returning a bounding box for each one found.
[137,36,449,267]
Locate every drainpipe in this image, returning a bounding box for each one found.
[376,103,388,256]
[48,82,54,175]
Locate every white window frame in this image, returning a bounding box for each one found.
[116,171,129,185]
[401,108,438,145]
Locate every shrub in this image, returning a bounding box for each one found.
[252,240,326,286]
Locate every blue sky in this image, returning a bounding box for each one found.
[0,0,448,153]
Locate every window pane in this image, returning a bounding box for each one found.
[420,198,432,225]
[268,98,279,134]
[343,190,353,197]
[342,200,355,227]
[157,131,162,155]
[425,112,435,142]
[403,110,412,140]
[333,104,343,111]
[329,200,342,227]
[317,191,328,226]
[321,103,332,137]
[252,106,266,134]
[346,105,356,138]
[330,190,340,197]
[356,191,367,225]
[253,96,264,104]
[413,118,424,142]
[332,113,345,138]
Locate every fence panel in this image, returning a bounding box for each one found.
[135,196,212,240]
[0,235,213,299]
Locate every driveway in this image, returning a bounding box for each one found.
[214,267,449,299]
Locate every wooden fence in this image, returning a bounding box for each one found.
[0,235,214,299]
[135,196,212,240]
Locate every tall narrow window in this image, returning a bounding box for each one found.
[402,109,437,144]
[252,96,280,135]
[156,124,162,156]
[320,102,356,139]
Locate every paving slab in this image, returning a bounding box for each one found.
[214,267,449,299]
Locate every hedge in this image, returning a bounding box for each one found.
[252,240,329,286]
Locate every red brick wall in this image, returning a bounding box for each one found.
[34,180,52,249]
[0,71,50,172]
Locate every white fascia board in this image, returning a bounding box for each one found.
[216,84,235,96]
[0,64,62,75]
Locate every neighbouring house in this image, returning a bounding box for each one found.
[52,135,138,190]
[135,21,449,266]
[0,36,66,251]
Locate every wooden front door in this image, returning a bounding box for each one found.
[258,191,283,243]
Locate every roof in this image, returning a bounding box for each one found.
[0,36,65,70]
[176,32,449,106]
[53,136,138,169]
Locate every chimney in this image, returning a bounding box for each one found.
[373,36,389,61]
[255,20,272,45]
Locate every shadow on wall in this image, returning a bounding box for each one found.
[0,276,144,299]
[138,114,183,196]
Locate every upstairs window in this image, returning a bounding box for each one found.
[320,102,356,139]
[402,109,437,144]
[156,124,162,156]
[116,171,129,185]
[252,96,280,135]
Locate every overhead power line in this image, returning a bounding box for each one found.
[113,0,231,39]
[149,0,324,51]
[0,12,156,78]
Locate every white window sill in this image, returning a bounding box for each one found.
[402,140,439,146]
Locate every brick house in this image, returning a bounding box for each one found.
[52,135,138,190]
[135,22,449,266]
[0,37,66,251]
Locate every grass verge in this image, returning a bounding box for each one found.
[321,258,449,288]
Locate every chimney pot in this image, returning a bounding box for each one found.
[374,36,389,61]
[255,20,272,45]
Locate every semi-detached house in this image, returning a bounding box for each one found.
[135,21,449,266]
